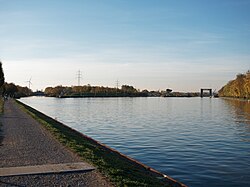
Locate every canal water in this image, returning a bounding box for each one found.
[19,97,250,187]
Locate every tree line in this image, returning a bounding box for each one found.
[1,82,33,98]
[0,61,202,98]
[0,62,33,98]
[44,85,148,97]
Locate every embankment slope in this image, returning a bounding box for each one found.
[218,71,250,99]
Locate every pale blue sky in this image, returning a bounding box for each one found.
[1,0,250,91]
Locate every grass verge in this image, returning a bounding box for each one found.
[16,100,184,187]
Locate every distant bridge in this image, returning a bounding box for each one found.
[200,88,212,98]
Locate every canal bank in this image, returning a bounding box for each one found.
[13,99,187,187]
[0,99,112,186]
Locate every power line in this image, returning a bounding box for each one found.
[116,79,120,96]
[76,70,82,86]
[116,79,119,89]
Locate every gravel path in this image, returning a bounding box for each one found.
[0,99,113,187]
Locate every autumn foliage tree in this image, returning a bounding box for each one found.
[44,85,147,97]
[218,70,250,98]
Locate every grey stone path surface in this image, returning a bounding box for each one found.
[0,99,113,186]
[0,162,95,177]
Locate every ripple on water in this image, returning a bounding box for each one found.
[20,97,250,187]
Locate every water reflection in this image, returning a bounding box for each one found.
[222,99,250,142]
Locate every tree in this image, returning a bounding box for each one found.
[236,73,246,79]
[4,83,18,97]
[166,89,172,93]
[0,62,4,88]
[121,85,137,93]
[246,70,250,79]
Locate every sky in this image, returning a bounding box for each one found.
[0,0,250,92]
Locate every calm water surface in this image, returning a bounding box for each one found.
[20,97,250,187]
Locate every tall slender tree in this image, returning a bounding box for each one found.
[0,62,4,88]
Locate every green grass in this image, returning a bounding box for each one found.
[16,100,176,187]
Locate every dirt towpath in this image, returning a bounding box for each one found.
[0,99,113,186]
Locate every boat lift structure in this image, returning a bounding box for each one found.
[200,88,213,98]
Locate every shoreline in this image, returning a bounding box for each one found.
[219,96,250,101]
[16,100,187,187]
[0,99,112,186]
